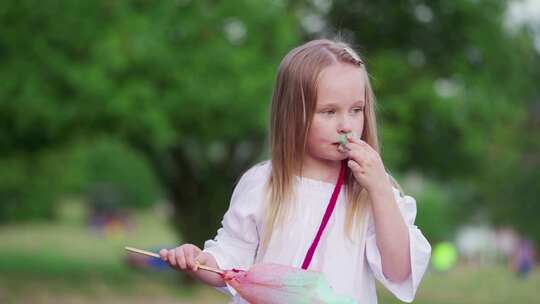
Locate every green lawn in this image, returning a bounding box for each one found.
[377,265,539,304]
[0,202,538,303]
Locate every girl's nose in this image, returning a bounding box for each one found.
[338,127,352,135]
[338,116,353,133]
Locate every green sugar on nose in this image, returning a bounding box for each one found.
[338,131,357,148]
[338,133,349,146]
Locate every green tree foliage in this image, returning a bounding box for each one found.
[0,0,299,244]
[0,152,65,222]
[1,0,539,247]
[72,138,163,209]
[0,137,162,223]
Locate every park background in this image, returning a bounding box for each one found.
[1,0,539,303]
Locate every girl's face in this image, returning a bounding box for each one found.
[305,63,366,165]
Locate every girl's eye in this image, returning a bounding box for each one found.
[352,107,364,114]
[323,110,335,115]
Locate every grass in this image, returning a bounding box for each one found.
[0,201,538,303]
[0,201,228,303]
[377,265,540,304]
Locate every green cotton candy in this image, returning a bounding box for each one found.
[312,276,358,304]
[224,263,359,304]
[337,131,358,150]
[281,271,358,304]
[338,133,349,146]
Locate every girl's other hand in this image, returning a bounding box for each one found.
[345,133,390,194]
[160,244,208,272]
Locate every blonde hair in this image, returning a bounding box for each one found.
[261,38,402,255]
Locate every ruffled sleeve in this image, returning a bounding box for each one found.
[202,163,267,297]
[365,186,432,302]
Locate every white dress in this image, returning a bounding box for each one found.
[203,161,431,304]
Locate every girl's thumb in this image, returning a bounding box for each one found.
[194,252,208,267]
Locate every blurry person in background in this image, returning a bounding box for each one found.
[511,238,537,279]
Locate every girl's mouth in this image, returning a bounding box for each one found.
[332,142,349,153]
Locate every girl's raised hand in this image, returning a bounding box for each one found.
[160,244,208,272]
[344,133,391,194]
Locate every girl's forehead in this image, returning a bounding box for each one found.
[318,64,365,88]
[316,64,366,103]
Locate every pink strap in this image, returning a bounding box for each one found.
[301,160,346,270]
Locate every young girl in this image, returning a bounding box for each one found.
[159,39,431,303]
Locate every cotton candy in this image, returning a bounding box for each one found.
[222,263,358,304]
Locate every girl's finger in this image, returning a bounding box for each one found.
[176,248,187,270]
[345,142,365,158]
[185,248,196,271]
[346,140,375,162]
[159,249,169,261]
[347,159,363,175]
[347,149,365,166]
[347,134,371,149]
[346,132,358,143]
[344,135,368,149]
[168,249,177,267]
[194,253,207,266]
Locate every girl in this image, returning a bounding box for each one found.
[160,39,431,303]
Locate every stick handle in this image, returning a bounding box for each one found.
[124,246,224,275]
[125,246,160,258]
[196,264,224,275]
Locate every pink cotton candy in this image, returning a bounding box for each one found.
[222,263,357,304]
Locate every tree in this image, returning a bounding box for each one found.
[0,0,299,244]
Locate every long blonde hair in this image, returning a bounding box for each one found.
[261,38,401,255]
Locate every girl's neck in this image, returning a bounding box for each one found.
[300,156,342,184]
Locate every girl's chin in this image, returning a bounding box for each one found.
[306,149,348,163]
[335,155,349,161]
[325,152,348,162]
[333,149,349,159]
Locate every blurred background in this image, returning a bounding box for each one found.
[1,0,539,303]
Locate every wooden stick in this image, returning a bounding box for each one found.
[196,264,224,275]
[125,246,160,258]
[124,246,224,275]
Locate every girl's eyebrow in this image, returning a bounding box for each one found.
[318,100,365,107]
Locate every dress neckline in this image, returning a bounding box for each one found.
[295,175,343,191]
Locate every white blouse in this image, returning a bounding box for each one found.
[203,161,431,304]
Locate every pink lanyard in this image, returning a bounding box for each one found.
[301,160,346,270]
